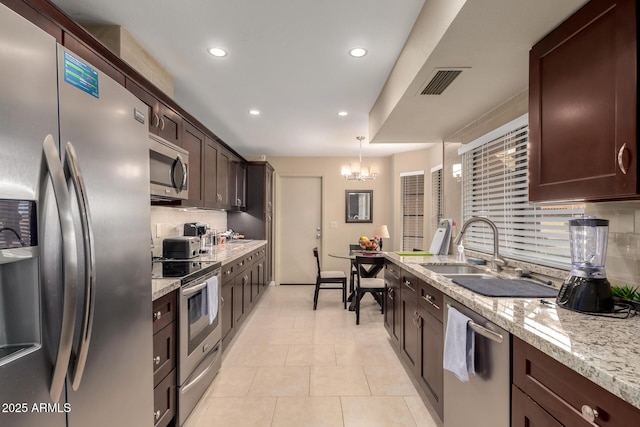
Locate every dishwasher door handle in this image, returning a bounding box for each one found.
[468,321,504,344]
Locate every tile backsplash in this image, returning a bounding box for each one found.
[585,201,640,287]
[150,206,226,257]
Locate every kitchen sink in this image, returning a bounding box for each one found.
[227,239,254,244]
[443,274,496,280]
[421,264,487,275]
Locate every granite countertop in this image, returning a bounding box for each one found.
[384,252,640,411]
[151,240,267,301]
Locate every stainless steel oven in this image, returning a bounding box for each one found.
[177,262,222,426]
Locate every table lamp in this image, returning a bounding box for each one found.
[374,225,390,250]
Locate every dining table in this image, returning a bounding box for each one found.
[329,249,386,311]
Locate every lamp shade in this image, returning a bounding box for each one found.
[374,225,390,239]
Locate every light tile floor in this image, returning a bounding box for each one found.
[184,285,443,427]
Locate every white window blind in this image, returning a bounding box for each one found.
[461,119,584,269]
[431,167,443,233]
[401,172,424,251]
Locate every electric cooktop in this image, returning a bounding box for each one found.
[152,259,221,283]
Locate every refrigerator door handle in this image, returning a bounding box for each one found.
[42,135,79,403]
[64,141,96,391]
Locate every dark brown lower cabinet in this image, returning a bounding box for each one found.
[400,290,419,370]
[152,291,177,427]
[513,337,640,426]
[417,306,443,419]
[383,263,401,347]
[221,279,234,346]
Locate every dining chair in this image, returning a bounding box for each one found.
[353,255,386,324]
[313,247,347,310]
[348,244,361,299]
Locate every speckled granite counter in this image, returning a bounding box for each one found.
[151,240,267,300]
[384,252,640,410]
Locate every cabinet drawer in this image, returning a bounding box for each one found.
[152,291,177,334]
[384,262,401,282]
[153,367,176,427]
[153,322,176,387]
[418,281,443,321]
[513,337,640,426]
[512,384,562,427]
[401,271,418,300]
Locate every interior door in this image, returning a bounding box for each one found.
[278,176,322,285]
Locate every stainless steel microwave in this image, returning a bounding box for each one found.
[149,133,189,200]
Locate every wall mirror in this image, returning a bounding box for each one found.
[345,190,373,223]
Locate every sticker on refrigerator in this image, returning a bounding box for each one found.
[63,51,99,99]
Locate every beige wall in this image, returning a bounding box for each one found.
[390,145,443,251]
[269,147,442,275]
[268,156,392,273]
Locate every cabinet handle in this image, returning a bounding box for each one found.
[153,311,162,320]
[221,296,225,307]
[152,113,160,128]
[580,405,599,422]
[422,295,440,310]
[404,281,415,293]
[154,356,161,365]
[217,194,222,202]
[388,287,394,300]
[159,117,165,131]
[617,143,629,174]
[154,410,161,420]
[417,315,423,329]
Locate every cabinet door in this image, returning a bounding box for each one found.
[152,323,176,387]
[234,271,247,325]
[529,0,636,201]
[265,164,274,213]
[221,282,234,341]
[417,308,443,419]
[401,293,418,370]
[181,121,204,207]
[203,136,218,208]
[265,215,273,282]
[216,148,231,209]
[153,368,176,427]
[157,103,182,147]
[512,385,563,427]
[236,162,247,208]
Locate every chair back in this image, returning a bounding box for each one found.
[354,255,384,276]
[349,244,360,254]
[313,247,321,275]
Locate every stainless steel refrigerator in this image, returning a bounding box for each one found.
[0,4,153,426]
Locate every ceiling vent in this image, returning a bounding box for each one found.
[418,68,467,96]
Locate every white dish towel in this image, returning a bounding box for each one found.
[206,276,219,325]
[443,306,475,382]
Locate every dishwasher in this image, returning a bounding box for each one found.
[443,296,511,427]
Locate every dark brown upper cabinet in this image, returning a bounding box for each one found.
[528,0,636,202]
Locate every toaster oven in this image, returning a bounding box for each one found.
[162,237,200,259]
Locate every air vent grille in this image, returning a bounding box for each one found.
[419,69,463,95]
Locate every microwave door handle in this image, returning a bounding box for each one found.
[183,281,208,296]
[64,142,96,391]
[42,135,79,402]
[176,154,187,192]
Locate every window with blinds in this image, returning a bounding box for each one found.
[431,167,443,233]
[401,172,425,251]
[460,115,584,269]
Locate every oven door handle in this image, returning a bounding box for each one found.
[180,343,220,394]
[183,281,208,296]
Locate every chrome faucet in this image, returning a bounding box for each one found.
[454,217,507,271]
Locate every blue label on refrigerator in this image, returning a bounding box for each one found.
[63,51,99,98]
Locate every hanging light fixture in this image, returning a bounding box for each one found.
[341,136,379,181]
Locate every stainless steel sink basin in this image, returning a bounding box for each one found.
[421,264,487,275]
[227,239,254,244]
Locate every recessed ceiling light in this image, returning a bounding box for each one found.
[349,47,367,58]
[338,111,348,117]
[249,109,260,116]
[208,47,228,57]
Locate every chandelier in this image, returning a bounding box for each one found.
[341,136,379,181]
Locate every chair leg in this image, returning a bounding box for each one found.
[355,291,360,325]
[313,279,320,310]
[342,279,347,309]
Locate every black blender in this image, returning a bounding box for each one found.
[556,217,614,313]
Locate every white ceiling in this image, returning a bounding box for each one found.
[49,0,587,159]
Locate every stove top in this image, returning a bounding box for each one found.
[152,259,221,284]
